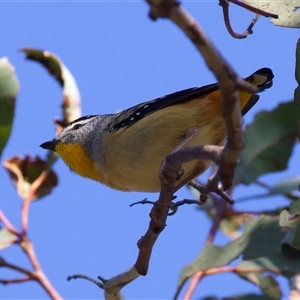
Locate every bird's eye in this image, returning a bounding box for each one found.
[72,124,82,130]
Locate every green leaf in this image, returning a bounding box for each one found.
[238,244,300,279]
[237,177,300,202]
[238,272,282,299]
[21,48,81,124]
[279,208,300,249]
[0,228,18,250]
[177,216,286,290]
[177,243,241,294]
[269,177,300,196]
[237,216,286,260]
[234,101,299,185]
[0,57,19,157]
[223,294,274,300]
[295,39,300,110]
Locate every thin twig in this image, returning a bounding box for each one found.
[182,272,204,300]
[130,199,156,207]
[189,180,234,205]
[203,265,283,276]
[0,259,34,278]
[175,266,287,300]
[220,0,261,39]
[214,186,234,204]
[21,170,48,236]
[19,170,62,299]
[183,197,226,299]
[20,237,62,299]
[0,277,31,285]
[206,200,226,244]
[67,274,104,288]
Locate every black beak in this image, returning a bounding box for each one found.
[40,140,58,152]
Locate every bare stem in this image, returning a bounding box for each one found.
[21,171,48,236]
[220,0,261,39]
[0,277,31,285]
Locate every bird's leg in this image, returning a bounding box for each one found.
[171,128,197,153]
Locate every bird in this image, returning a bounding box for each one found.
[40,68,274,193]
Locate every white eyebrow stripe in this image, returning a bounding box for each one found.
[67,118,93,129]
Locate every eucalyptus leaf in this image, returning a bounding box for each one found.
[234,101,298,185]
[243,0,300,28]
[0,57,19,157]
[177,216,286,290]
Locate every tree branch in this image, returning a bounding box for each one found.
[147,0,255,193]
[68,2,264,298]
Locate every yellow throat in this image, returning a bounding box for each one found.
[55,143,99,181]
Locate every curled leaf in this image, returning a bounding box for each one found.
[21,48,81,132]
[3,155,58,200]
[234,101,298,185]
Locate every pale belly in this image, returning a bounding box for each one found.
[101,127,225,192]
[100,101,225,192]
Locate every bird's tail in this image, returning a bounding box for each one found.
[241,67,274,116]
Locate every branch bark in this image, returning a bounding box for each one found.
[80,1,260,298]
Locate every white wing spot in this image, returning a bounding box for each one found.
[144,105,149,108]
[136,112,140,115]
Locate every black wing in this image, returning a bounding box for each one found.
[106,67,274,132]
[106,83,219,133]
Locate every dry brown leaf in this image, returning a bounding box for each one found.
[3,155,58,200]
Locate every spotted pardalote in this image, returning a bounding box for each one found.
[40,68,274,192]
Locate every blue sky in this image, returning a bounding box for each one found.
[1,1,300,299]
